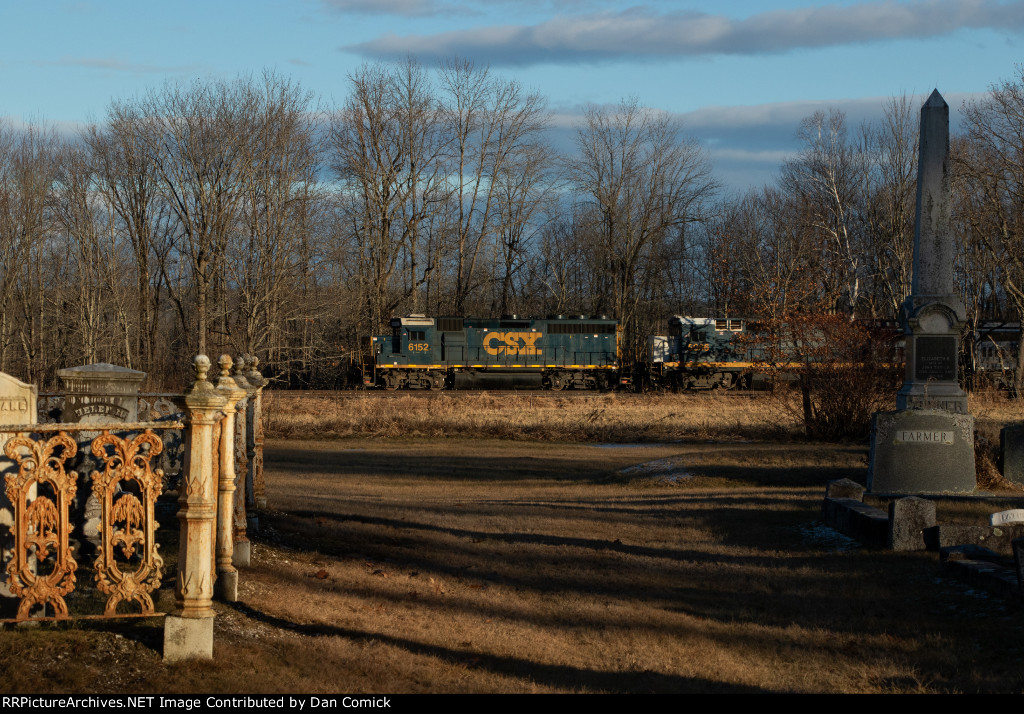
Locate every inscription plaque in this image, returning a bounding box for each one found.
[915,336,956,381]
[895,430,953,445]
[990,509,1024,526]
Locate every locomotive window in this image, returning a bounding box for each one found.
[409,330,425,341]
[729,319,743,331]
[715,319,727,331]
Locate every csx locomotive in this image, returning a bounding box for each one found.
[644,316,759,390]
[369,314,621,390]
[370,313,1016,392]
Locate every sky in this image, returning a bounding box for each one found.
[2,0,1023,191]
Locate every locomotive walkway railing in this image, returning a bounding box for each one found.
[0,354,264,661]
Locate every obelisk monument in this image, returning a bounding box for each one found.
[867,90,976,494]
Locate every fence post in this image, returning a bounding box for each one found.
[246,355,267,510]
[164,355,228,662]
[214,355,246,601]
[229,357,251,566]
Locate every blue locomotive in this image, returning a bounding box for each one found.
[645,316,759,390]
[369,314,622,390]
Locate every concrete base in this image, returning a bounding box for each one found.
[232,540,251,567]
[215,570,238,602]
[163,615,214,662]
[868,409,976,494]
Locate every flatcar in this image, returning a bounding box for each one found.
[369,314,621,390]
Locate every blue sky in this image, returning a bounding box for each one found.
[2,0,1022,190]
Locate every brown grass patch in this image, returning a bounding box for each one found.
[263,392,798,443]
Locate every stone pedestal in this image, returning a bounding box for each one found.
[163,615,214,662]
[896,298,968,414]
[868,410,976,494]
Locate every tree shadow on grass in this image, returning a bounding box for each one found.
[224,600,767,693]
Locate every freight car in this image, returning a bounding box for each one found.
[369,314,621,390]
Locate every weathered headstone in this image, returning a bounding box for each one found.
[868,90,976,494]
[57,363,147,549]
[888,496,936,551]
[0,372,38,598]
[57,363,145,424]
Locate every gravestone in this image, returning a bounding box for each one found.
[0,372,38,598]
[868,90,976,494]
[57,363,147,549]
[57,363,145,424]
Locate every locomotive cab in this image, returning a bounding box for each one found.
[652,316,751,390]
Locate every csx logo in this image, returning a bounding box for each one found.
[483,331,543,356]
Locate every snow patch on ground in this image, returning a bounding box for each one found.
[795,522,861,552]
[619,456,693,483]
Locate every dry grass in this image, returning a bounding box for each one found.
[265,389,1024,445]
[3,436,1024,693]
[263,392,799,443]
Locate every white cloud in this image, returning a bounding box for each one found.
[345,0,1024,64]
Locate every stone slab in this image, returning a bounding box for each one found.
[1001,424,1024,486]
[825,478,865,501]
[929,523,1024,555]
[868,409,975,494]
[942,558,1019,597]
[888,497,936,551]
[821,497,888,548]
[163,615,214,662]
[939,544,1003,563]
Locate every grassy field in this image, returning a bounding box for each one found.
[0,391,1023,693]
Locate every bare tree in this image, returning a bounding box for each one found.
[0,123,60,381]
[861,95,918,317]
[136,76,265,355]
[331,59,447,344]
[781,109,867,314]
[958,71,1024,394]
[568,98,717,362]
[231,73,323,361]
[438,59,550,314]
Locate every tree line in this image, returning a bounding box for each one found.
[1,61,1023,390]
